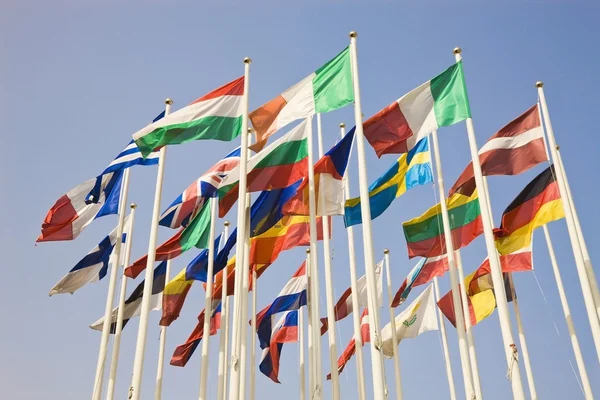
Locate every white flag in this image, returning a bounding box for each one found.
[380,284,438,358]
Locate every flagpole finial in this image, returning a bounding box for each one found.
[306,248,311,254]
[383,249,389,254]
[224,221,230,227]
[244,57,252,64]
[248,128,254,134]
[536,81,544,88]
[453,47,462,55]
[339,123,345,128]
[349,31,358,38]
[165,98,173,105]
[130,203,137,209]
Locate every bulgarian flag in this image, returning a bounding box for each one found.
[249,47,354,151]
[125,200,212,278]
[217,120,310,218]
[133,77,245,157]
[363,61,471,157]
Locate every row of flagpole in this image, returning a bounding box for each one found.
[83,33,600,400]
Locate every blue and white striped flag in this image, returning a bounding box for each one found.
[49,215,132,296]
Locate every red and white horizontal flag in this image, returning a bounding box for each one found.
[449,104,547,196]
[327,308,370,380]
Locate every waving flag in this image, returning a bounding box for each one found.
[255,263,307,348]
[327,308,370,379]
[160,147,241,229]
[392,255,449,307]
[49,216,131,295]
[90,261,167,332]
[259,310,299,383]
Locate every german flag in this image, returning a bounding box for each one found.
[494,165,564,255]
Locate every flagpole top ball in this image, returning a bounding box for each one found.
[244,57,252,64]
[453,47,462,55]
[384,249,390,254]
[536,81,544,88]
[349,31,358,38]
[248,128,254,133]
[224,221,230,227]
[306,248,310,254]
[130,203,137,209]
[339,123,345,128]
[165,98,173,105]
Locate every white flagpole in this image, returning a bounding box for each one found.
[217,221,231,400]
[429,129,475,400]
[305,114,324,399]
[199,197,219,400]
[454,48,526,399]
[555,149,600,315]
[154,258,172,400]
[340,122,367,400]
[92,166,132,400]
[250,267,257,400]
[453,249,483,399]
[305,248,316,397]
[348,31,386,400]
[433,277,458,400]
[536,81,600,360]
[299,306,306,400]
[228,57,252,400]
[383,249,403,400]
[542,224,594,399]
[316,113,341,400]
[506,274,537,400]
[128,98,172,400]
[106,202,138,400]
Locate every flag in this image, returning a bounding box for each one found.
[249,181,303,238]
[494,165,564,255]
[249,47,353,151]
[170,305,221,367]
[159,147,241,229]
[49,216,131,295]
[449,104,547,197]
[283,127,355,216]
[344,137,433,227]
[381,284,438,357]
[133,77,245,157]
[125,200,212,278]
[89,261,167,332]
[218,120,310,217]
[392,255,448,307]
[259,310,299,383]
[402,190,483,258]
[255,262,307,348]
[363,61,470,157]
[437,263,515,327]
[320,262,382,335]
[102,140,160,175]
[327,308,370,379]
[37,171,123,242]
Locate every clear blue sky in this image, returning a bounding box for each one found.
[2,1,599,399]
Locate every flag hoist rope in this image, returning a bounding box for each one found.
[433,277,458,400]
[217,221,230,400]
[383,249,403,400]
[299,304,306,400]
[154,258,172,400]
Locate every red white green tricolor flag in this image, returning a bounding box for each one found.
[133,77,245,157]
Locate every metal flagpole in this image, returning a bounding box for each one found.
[454,48,526,399]
[299,306,306,400]
[199,198,219,400]
[92,166,132,400]
[106,202,138,400]
[453,249,483,399]
[340,122,367,400]
[555,149,600,316]
[217,221,231,400]
[506,274,537,400]
[228,57,252,400]
[383,249,403,400]
[305,248,316,397]
[305,114,324,399]
[348,31,386,400]
[429,129,475,400]
[154,258,172,400]
[542,225,594,399]
[129,98,172,400]
[316,113,341,400]
[433,277,458,400]
[250,267,257,400]
[536,81,600,360]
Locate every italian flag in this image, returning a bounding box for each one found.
[133,77,245,157]
[249,47,354,151]
[217,120,310,217]
[364,61,471,157]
